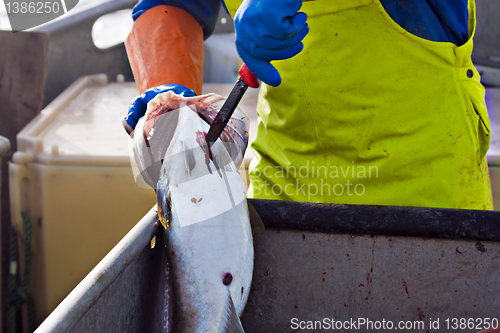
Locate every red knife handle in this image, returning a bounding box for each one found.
[238,63,260,88]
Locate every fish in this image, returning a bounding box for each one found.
[131,91,254,332]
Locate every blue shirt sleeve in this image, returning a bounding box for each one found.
[380,0,469,46]
[132,0,221,39]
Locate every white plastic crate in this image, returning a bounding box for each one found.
[486,88,500,209]
[9,74,156,324]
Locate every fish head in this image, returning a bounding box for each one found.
[131,91,250,190]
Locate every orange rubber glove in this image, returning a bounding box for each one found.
[125,5,204,95]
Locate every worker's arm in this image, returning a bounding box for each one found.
[233,0,468,88]
[123,0,220,133]
[132,0,221,39]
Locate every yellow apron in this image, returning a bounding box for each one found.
[225,0,493,209]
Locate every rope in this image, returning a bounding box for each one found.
[8,210,35,333]
[8,227,19,333]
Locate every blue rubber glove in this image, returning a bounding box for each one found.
[123,84,196,134]
[234,0,308,87]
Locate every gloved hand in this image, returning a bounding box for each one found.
[234,0,308,87]
[123,84,196,135]
[124,4,204,135]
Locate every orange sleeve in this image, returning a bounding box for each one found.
[125,5,204,95]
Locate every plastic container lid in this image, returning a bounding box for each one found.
[14,74,138,167]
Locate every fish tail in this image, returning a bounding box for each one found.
[222,294,245,333]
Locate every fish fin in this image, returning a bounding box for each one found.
[222,295,245,333]
[156,177,171,230]
[182,141,196,176]
[213,143,234,173]
[248,200,265,235]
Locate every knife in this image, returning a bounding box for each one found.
[204,64,259,150]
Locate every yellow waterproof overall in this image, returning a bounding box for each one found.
[224,0,493,209]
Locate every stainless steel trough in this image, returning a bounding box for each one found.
[34,200,500,333]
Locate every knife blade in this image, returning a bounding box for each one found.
[204,64,259,150]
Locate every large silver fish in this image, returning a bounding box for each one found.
[131,91,254,332]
